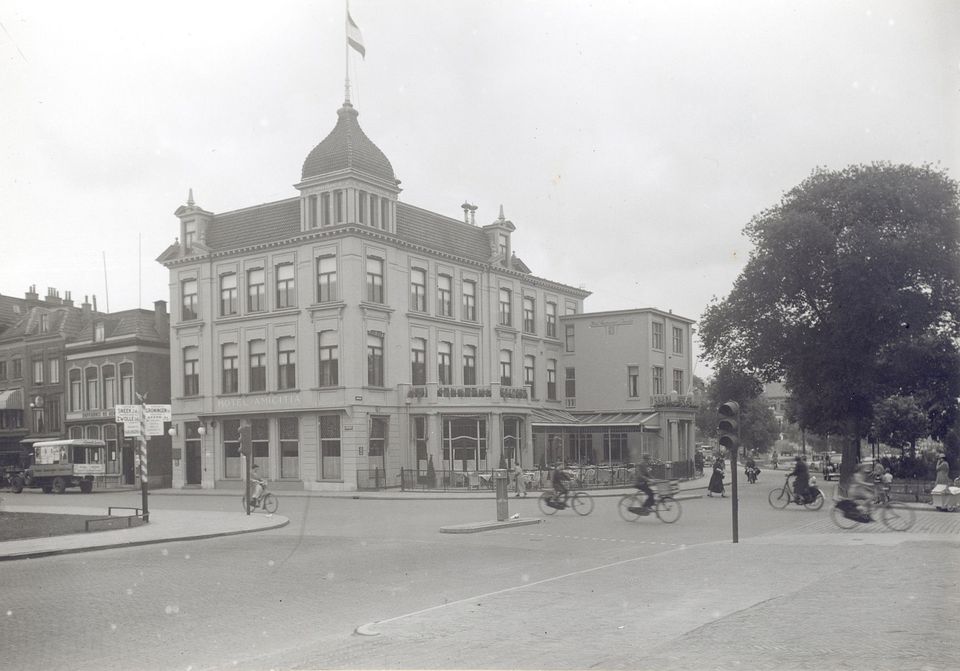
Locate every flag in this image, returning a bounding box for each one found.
[347,12,365,58]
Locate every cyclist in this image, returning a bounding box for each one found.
[249,464,266,505]
[789,456,810,504]
[843,463,875,521]
[551,463,572,505]
[633,454,656,514]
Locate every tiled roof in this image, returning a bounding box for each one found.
[0,306,90,341]
[0,295,27,333]
[74,309,168,343]
[206,198,302,252]
[394,203,494,264]
[301,102,396,184]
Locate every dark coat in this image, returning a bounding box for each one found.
[708,463,725,493]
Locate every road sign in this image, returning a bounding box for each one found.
[145,419,165,436]
[123,421,142,437]
[144,404,172,421]
[115,405,142,422]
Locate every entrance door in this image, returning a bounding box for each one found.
[122,445,135,485]
[185,443,202,485]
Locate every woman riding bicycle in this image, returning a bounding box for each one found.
[633,455,656,513]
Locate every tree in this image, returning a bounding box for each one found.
[871,395,929,457]
[699,163,960,483]
[702,365,778,455]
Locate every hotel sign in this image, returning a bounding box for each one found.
[214,394,302,412]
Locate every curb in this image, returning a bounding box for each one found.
[439,517,543,534]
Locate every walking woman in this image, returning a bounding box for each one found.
[707,455,726,497]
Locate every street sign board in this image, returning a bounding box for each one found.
[123,421,142,437]
[115,405,141,422]
[144,404,172,421]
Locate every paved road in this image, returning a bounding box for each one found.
[1,482,957,671]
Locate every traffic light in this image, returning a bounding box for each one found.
[238,423,252,456]
[718,401,740,454]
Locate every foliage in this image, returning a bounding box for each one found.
[871,395,929,455]
[699,163,960,479]
[700,365,778,455]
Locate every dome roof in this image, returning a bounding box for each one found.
[301,102,396,184]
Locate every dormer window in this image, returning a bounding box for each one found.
[94,322,105,342]
[498,233,509,259]
[39,314,49,333]
[184,221,197,249]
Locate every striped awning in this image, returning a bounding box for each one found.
[0,389,22,410]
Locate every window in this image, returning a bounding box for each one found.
[33,359,43,384]
[222,343,239,394]
[499,350,512,386]
[102,364,116,409]
[463,344,477,386]
[367,257,384,303]
[94,322,106,342]
[503,416,522,465]
[565,324,575,352]
[442,417,487,470]
[628,366,640,398]
[438,275,452,317]
[462,279,476,321]
[276,263,295,308]
[369,193,380,228]
[414,416,428,466]
[307,194,318,228]
[603,432,628,463]
[277,337,296,390]
[411,338,427,385]
[321,193,331,226]
[367,333,384,386]
[319,414,341,480]
[220,273,238,316]
[438,341,452,385]
[247,268,265,312]
[183,347,200,396]
[524,355,536,399]
[565,367,576,399]
[546,301,557,338]
[279,417,299,479]
[223,419,241,478]
[652,322,663,350]
[84,367,99,410]
[547,360,557,400]
[565,301,577,315]
[369,416,388,457]
[318,331,339,387]
[673,369,684,395]
[45,394,61,432]
[410,268,426,312]
[498,233,508,259]
[181,279,198,320]
[0,361,6,379]
[652,366,664,395]
[249,340,266,392]
[334,190,344,223]
[120,362,134,404]
[49,358,60,384]
[317,256,337,302]
[358,190,367,224]
[69,369,82,412]
[183,221,196,248]
[673,326,684,354]
[40,313,50,332]
[499,288,512,326]
[523,296,536,334]
[32,403,45,434]
[11,358,21,379]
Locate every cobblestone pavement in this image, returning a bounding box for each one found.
[276,513,960,671]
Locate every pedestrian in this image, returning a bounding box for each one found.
[707,457,725,497]
[694,450,704,477]
[935,454,951,486]
[513,462,527,497]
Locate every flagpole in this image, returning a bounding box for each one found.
[344,0,351,103]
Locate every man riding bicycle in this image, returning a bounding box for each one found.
[551,464,572,505]
[634,454,656,513]
[249,464,266,504]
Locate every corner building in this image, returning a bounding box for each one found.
[158,100,696,491]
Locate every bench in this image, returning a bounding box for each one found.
[84,507,144,532]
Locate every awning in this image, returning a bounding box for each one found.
[0,389,22,410]
[531,408,659,431]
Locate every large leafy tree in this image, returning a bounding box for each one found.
[699,163,960,482]
[698,366,778,456]
[871,395,929,456]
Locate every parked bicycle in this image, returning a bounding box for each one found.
[538,488,594,516]
[830,492,915,531]
[768,474,824,510]
[618,480,682,523]
[241,481,279,513]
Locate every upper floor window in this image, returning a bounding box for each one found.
[84,366,99,410]
[565,324,575,352]
[565,367,576,399]
[673,369,684,395]
[181,279,198,321]
[32,359,43,384]
[358,190,368,224]
[462,280,477,322]
[318,331,339,387]
[249,340,266,392]
[222,343,239,394]
[628,365,640,398]
[498,288,512,326]
[11,358,21,379]
[411,338,427,385]
[102,364,115,409]
[40,314,49,333]
[307,194,318,228]
[69,369,81,412]
[220,273,238,316]
[652,366,664,395]
[321,193,332,226]
[438,341,452,385]
[524,355,536,399]
[369,193,380,229]
[277,336,296,390]
[367,333,384,387]
[49,359,60,384]
[276,263,296,309]
[183,347,200,397]
[0,361,6,379]
[183,221,196,248]
[523,297,536,334]
[410,268,427,312]
[317,256,337,302]
[547,359,557,400]
[334,190,345,223]
[94,322,105,342]
[247,268,265,312]
[565,301,577,315]
[438,275,452,317]
[463,344,477,386]
[672,326,684,354]
[499,350,512,386]
[498,233,508,259]
[545,301,557,338]
[652,322,664,350]
[367,257,384,303]
[119,362,134,404]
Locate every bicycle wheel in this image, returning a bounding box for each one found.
[618,493,643,522]
[538,491,558,515]
[261,493,279,514]
[880,502,915,532]
[830,502,860,529]
[571,492,594,516]
[768,487,790,509]
[804,490,825,511]
[655,496,682,524]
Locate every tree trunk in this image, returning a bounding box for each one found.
[838,417,862,496]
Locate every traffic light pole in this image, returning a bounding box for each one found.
[718,401,741,544]
[730,432,739,544]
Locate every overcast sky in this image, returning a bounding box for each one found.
[2,0,957,378]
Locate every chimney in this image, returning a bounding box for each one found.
[154,300,168,335]
[81,295,92,317]
[92,295,98,312]
[461,202,478,226]
[25,285,39,303]
[44,287,62,305]
[63,291,73,307]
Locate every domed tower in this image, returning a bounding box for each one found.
[295,100,401,233]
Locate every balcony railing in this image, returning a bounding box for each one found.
[651,393,698,409]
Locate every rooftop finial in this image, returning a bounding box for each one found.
[187,188,195,206]
[498,204,505,221]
